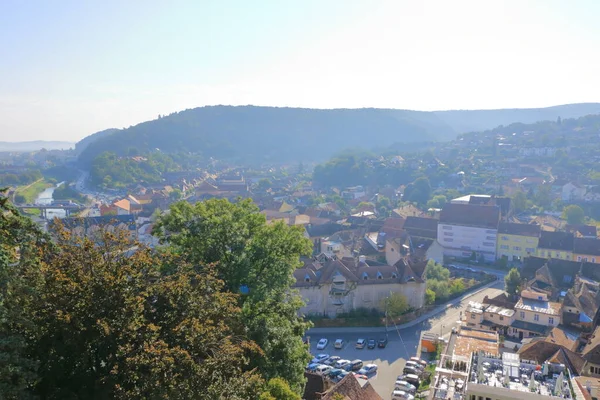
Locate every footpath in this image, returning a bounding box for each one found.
[307,277,501,335]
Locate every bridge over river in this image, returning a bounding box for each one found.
[18,204,86,219]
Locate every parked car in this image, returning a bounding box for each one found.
[409,357,428,368]
[355,338,366,349]
[357,363,378,375]
[367,338,376,349]
[395,380,417,393]
[391,390,414,400]
[405,361,423,371]
[306,363,320,372]
[378,337,388,348]
[400,374,421,387]
[316,338,328,350]
[403,366,420,376]
[328,368,344,378]
[333,370,349,383]
[323,355,340,366]
[353,372,369,380]
[334,339,344,349]
[311,353,330,364]
[347,359,363,371]
[315,364,333,375]
[334,359,351,369]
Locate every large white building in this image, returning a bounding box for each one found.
[437,203,501,262]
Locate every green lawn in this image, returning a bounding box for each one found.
[15,179,52,204]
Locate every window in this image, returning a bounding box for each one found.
[444,238,454,242]
[534,314,539,322]
[471,314,476,319]
[442,225,453,230]
[391,248,394,252]
[483,242,494,247]
[578,256,582,261]
[520,311,525,319]
[584,257,589,262]
[362,272,368,280]
[500,245,509,250]
[513,246,521,251]
[549,317,554,325]
[555,252,560,258]
[593,258,597,263]
[444,232,454,236]
[540,251,545,257]
[526,248,535,253]
[304,274,311,282]
[501,236,509,241]
[391,273,397,279]
[376,272,383,280]
[486,236,496,240]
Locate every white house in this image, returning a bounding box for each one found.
[510,290,561,340]
[562,182,586,202]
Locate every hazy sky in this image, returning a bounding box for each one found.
[2,0,600,142]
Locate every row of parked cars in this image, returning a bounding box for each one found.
[315,336,388,350]
[391,357,428,400]
[307,354,378,383]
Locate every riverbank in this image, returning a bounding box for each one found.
[14,179,53,204]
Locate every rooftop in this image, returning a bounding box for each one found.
[515,297,561,316]
[468,352,573,399]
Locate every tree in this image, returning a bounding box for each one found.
[562,204,585,225]
[382,292,410,319]
[154,198,313,392]
[1,195,266,399]
[260,378,301,400]
[257,178,272,191]
[169,188,183,201]
[512,191,527,213]
[13,193,26,204]
[426,195,447,209]
[404,177,431,205]
[425,288,436,305]
[504,268,521,296]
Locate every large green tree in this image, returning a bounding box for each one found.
[154,198,313,391]
[1,194,268,399]
[562,204,585,225]
[504,268,521,296]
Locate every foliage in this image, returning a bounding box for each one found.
[260,378,301,400]
[562,204,585,225]
[153,198,313,392]
[0,169,42,186]
[512,191,528,213]
[504,268,521,296]
[425,260,475,303]
[404,177,432,205]
[425,288,436,305]
[89,151,184,189]
[52,182,88,204]
[382,292,410,319]
[426,195,447,209]
[0,195,278,399]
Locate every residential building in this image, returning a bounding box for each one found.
[562,276,600,331]
[573,238,600,264]
[294,254,426,318]
[438,203,501,262]
[536,231,574,261]
[52,215,138,242]
[497,222,541,262]
[303,372,381,400]
[566,225,598,239]
[581,326,600,378]
[510,290,561,339]
[465,301,515,335]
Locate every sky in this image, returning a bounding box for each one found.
[1,0,600,142]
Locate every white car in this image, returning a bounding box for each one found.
[395,380,416,393]
[316,338,328,350]
[311,353,330,364]
[334,339,344,349]
[358,363,378,375]
[323,356,341,366]
[391,390,414,400]
[315,364,333,375]
[334,359,351,369]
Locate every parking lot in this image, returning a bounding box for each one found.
[308,331,420,398]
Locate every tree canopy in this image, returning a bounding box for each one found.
[153,198,313,391]
[504,268,521,296]
[562,204,585,225]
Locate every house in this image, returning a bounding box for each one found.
[563,182,587,202]
[581,326,600,378]
[392,204,423,219]
[341,186,366,200]
[465,301,515,335]
[302,372,382,400]
[51,215,138,242]
[562,276,600,331]
[403,216,438,240]
[536,231,575,261]
[574,238,600,264]
[294,254,427,318]
[566,225,598,239]
[437,203,501,262]
[496,222,541,262]
[510,290,561,340]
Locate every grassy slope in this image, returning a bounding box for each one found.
[15,179,53,203]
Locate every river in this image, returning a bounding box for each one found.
[35,182,67,219]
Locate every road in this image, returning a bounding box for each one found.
[307,277,505,397]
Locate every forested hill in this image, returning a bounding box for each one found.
[77,103,600,165]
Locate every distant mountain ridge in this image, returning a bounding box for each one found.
[77,103,600,164]
[0,141,74,152]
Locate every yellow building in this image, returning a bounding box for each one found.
[496,222,541,262]
[536,231,574,261]
[573,237,600,264]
